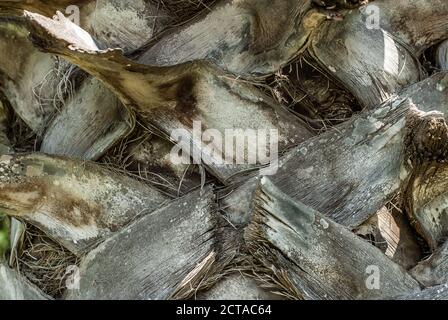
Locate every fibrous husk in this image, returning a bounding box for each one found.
[1,1,169,158]
[0,153,168,255]
[65,186,232,300]
[265,54,361,128]
[244,177,421,299]
[309,0,448,109]
[221,73,448,229]
[148,0,217,28]
[411,241,448,288]
[0,96,12,153]
[23,11,314,183]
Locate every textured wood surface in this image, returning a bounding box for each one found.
[411,241,448,288]
[0,263,50,300]
[0,153,168,255]
[66,186,222,300]
[244,178,421,299]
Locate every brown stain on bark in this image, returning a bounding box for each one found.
[0,178,103,228]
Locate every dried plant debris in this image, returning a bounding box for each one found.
[17,225,78,298]
[220,73,448,229]
[404,163,448,251]
[148,0,216,27]
[0,153,168,255]
[0,97,12,154]
[244,178,420,300]
[411,241,448,288]
[0,262,50,300]
[65,186,231,300]
[1,0,448,302]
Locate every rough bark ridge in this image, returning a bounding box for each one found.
[1,0,448,300]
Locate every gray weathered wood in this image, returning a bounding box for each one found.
[137,0,332,77]
[0,0,166,50]
[41,78,132,161]
[393,283,448,300]
[411,241,448,288]
[0,18,60,133]
[66,186,223,300]
[0,153,168,255]
[437,40,448,71]
[309,0,448,109]
[309,5,421,109]
[244,177,421,300]
[355,206,422,270]
[23,11,314,183]
[405,163,448,250]
[221,73,448,229]
[0,263,50,300]
[123,134,202,197]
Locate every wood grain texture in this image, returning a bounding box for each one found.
[310,0,448,109]
[0,0,166,51]
[23,11,313,183]
[310,8,421,109]
[355,206,422,270]
[437,40,448,70]
[244,178,421,300]
[197,273,282,300]
[0,18,59,133]
[137,0,326,77]
[411,241,448,288]
[221,73,448,229]
[0,153,168,255]
[66,186,223,300]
